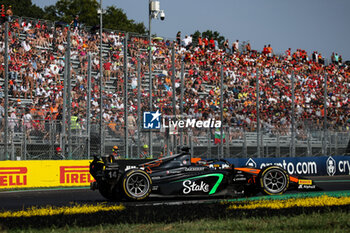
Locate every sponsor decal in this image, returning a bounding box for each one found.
[162,117,221,129]
[230,156,350,176]
[143,111,221,130]
[143,111,161,129]
[246,158,257,167]
[208,164,230,169]
[185,167,205,172]
[326,156,336,176]
[166,170,182,174]
[60,166,94,184]
[298,184,316,189]
[338,160,350,175]
[0,167,27,187]
[260,160,317,175]
[298,179,313,185]
[183,180,209,194]
[125,165,137,171]
[173,174,224,195]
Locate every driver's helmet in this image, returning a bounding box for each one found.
[143,144,149,150]
[56,147,62,153]
[112,146,119,152]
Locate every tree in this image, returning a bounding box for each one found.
[1,0,44,19]
[4,0,146,35]
[202,30,225,46]
[44,0,99,26]
[192,30,226,48]
[42,0,145,34]
[103,6,146,34]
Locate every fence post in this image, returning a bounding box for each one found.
[4,22,9,160]
[23,124,27,160]
[137,56,141,159]
[256,69,260,158]
[243,131,247,157]
[291,71,295,157]
[99,8,104,159]
[67,29,72,159]
[87,54,92,159]
[180,61,184,147]
[207,128,211,158]
[323,73,328,156]
[62,50,67,159]
[307,129,312,156]
[220,65,224,158]
[124,33,129,159]
[277,133,280,157]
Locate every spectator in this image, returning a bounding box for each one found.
[140,144,152,159]
[176,31,181,45]
[232,40,239,53]
[23,108,33,143]
[6,5,12,22]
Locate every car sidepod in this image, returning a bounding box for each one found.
[151,169,230,196]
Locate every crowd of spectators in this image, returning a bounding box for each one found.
[0,16,349,144]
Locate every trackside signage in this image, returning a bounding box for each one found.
[0,167,27,187]
[226,156,350,176]
[0,160,94,189]
[60,166,94,184]
[143,111,221,130]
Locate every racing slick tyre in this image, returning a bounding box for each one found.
[259,166,289,195]
[122,169,152,201]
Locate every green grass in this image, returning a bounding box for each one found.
[5,210,350,233]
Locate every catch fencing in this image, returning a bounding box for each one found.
[0,17,349,160]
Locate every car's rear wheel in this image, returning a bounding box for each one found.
[259,166,289,195]
[122,169,152,201]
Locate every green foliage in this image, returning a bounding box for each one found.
[1,0,44,19]
[192,30,226,48]
[103,6,146,34]
[202,30,226,46]
[44,0,99,26]
[3,0,146,34]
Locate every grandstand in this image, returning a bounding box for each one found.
[0,15,349,160]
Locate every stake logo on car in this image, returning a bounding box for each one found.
[182,180,209,194]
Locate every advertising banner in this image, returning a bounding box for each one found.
[0,160,93,189]
[1,156,349,189]
[226,156,350,176]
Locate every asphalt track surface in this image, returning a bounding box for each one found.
[0,176,350,211]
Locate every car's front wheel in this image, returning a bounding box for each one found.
[259,166,289,195]
[122,169,152,201]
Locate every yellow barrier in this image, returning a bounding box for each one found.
[0,160,94,189]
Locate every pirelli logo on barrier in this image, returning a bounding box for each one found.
[0,167,28,187]
[0,161,95,189]
[60,166,95,184]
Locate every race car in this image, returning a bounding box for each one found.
[89,147,316,201]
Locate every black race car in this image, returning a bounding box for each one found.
[89,148,316,201]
